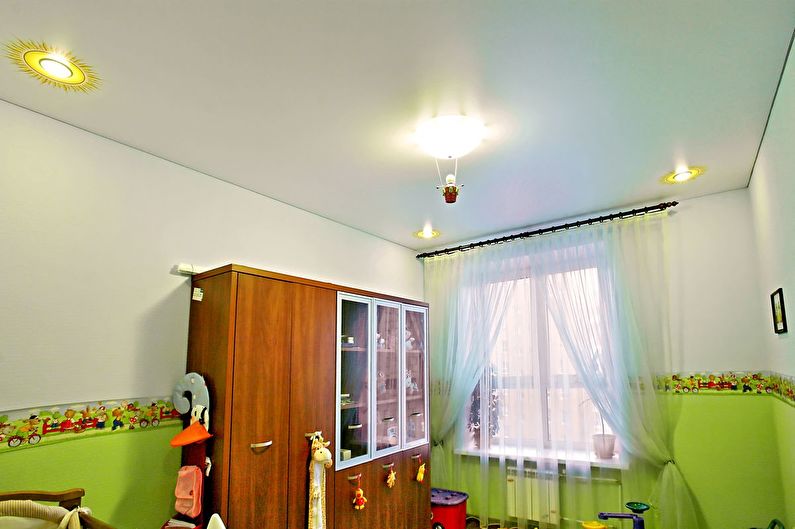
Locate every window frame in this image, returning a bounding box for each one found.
[461,252,618,459]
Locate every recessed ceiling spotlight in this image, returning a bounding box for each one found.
[660,166,705,184]
[415,225,440,239]
[5,39,100,92]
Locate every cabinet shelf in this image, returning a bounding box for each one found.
[341,346,367,352]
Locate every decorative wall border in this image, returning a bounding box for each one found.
[0,397,181,453]
[655,371,795,407]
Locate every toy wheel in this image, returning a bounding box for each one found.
[28,434,41,445]
[152,418,160,427]
[140,420,149,428]
[8,436,22,448]
[691,387,698,394]
[683,387,690,393]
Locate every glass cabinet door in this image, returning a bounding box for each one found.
[403,306,428,446]
[337,295,371,468]
[373,302,401,455]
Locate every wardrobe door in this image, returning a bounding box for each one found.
[228,275,293,529]
[334,460,377,529]
[287,284,337,529]
[401,444,431,529]
[375,456,405,529]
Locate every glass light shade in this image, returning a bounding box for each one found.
[414,115,486,159]
[39,57,73,79]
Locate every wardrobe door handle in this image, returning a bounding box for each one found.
[250,440,273,449]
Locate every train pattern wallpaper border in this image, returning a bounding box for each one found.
[0,397,180,453]
[656,371,795,407]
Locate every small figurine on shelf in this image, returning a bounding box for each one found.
[353,488,367,510]
[404,328,416,351]
[405,370,419,393]
[376,333,387,350]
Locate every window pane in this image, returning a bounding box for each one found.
[461,266,619,459]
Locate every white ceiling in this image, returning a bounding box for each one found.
[1,2,793,250]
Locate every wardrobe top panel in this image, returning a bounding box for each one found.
[193,264,428,308]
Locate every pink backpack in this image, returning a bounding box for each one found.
[175,465,203,518]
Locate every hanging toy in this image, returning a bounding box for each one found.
[384,463,396,489]
[307,432,332,529]
[353,488,367,510]
[348,473,367,511]
[415,456,426,483]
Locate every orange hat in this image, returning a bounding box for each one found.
[170,420,212,447]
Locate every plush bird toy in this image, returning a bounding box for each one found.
[352,488,367,510]
[416,463,426,483]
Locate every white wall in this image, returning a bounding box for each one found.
[667,189,768,372]
[749,48,795,376]
[0,100,423,411]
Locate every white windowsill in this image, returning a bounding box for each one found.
[454,445,627,470]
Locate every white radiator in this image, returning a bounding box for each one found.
[505,469,560,526]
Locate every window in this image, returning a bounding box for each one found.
[462,267,618,461]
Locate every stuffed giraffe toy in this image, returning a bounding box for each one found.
[308,432,333,529]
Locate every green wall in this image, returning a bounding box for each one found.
[435,394,790,529]
[671,395,786,529]
[0,423,181,529]
[773,398,795,527]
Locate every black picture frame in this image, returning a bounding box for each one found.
[771,288,788,334]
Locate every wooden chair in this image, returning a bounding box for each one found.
[0,489,115,529]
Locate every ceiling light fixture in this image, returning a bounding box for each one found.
[660,166,705,185]
[5,39,100,92]
[414,224,440,239]
[413,115,487,204]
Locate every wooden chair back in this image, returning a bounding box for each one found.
[0,489,115,529]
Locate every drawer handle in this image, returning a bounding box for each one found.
[250,440,273,449]
[382,462,395,469]
[347,424,363,430]
[410,412,423,417]
[347,473,362,481]
[382,416,395,422]
[410,454,421,460]
[305,430,322,438]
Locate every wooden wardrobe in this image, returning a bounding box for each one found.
[185,264,430,529]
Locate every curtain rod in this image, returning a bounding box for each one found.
[416,201,679,259]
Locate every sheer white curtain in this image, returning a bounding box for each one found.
[425,212,699,529]
[424,243,518,484]
[534,214,699,529]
